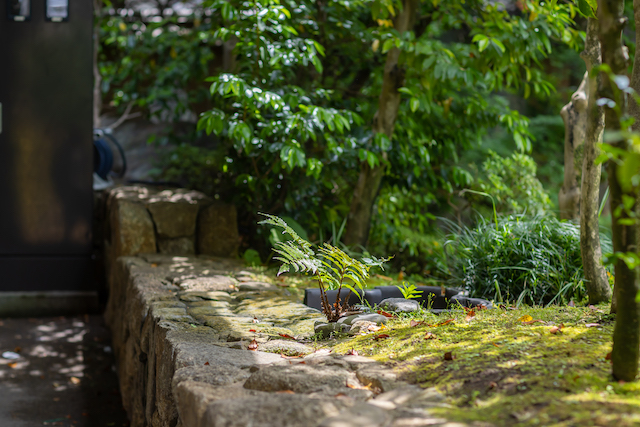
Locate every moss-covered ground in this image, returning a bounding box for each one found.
[320,304,640,427]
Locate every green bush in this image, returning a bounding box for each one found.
[470,151,552,215]
[445,215,612,305]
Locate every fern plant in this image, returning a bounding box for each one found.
[259,213,389,322]
[397,282,423,300]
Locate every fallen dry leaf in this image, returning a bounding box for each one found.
[488,381,497,389]
[605,352,612,361]
[367,324,383,332]
[377,310,395,318]
[248,339,259,351]
[429,319,454,327]
[410,320,425,328]
[373,334,390,341]
[150,263,158,268]
[7,362,17,369]
[276,390,295,394]
[204,362,210,365]
[523,319,545,325]
[491,342,501,348]
[443,351,454,361]
[249,329,257,332]
[70,377,81,385]
[13,347,21,353]
[346,349,359,356]
[278,333,295,339]
[585,323,601,328]
[549,324,564,334]
[252,317,259,323]
[424,332,437,340]
[280,353,304,359]
[518,315,533,323]
[465,308,476,322]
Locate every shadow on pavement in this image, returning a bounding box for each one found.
[0,315,129,427]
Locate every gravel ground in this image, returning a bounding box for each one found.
[0,315,129,427]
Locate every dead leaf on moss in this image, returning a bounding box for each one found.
[377,310,395,318]
[518,315,533,323]
[605,352,612,361]
[410,320,425,328]
[523,319,545,325]
[279,333,296,339]
[444,352,455,361]
[491,342,500,348]
[550,324,564,334]
[424,332,437,340]
[373,334,390,341]
[429,319,454,327]
[465,308,476,322]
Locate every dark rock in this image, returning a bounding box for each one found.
[197,203,240,257]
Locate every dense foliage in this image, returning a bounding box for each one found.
[445,215,612,305]
[97,0,587,267]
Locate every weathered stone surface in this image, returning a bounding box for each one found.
[105,252,474,427]
[338,313,389,326]
[109,199,156,258]
[237,281,277,292]
[350,320,378,334]
[314,322,351,338]
[178,276,237,292]
[244,363,359,393]
[197,203,240,257]
[147,199,200,238]
[259,339,314,356]
[158,236,195,255]
[379,298,420,313]
[319,402,392,427]
[199,393,349,427]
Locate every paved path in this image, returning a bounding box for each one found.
[0,315,128,427]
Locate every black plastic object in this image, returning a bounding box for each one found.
[94,130,127,180]
[303,286,492,312]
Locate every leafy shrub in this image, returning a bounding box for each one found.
[445,215,612,305]
[368,185,448,277]
[469,151,552,215]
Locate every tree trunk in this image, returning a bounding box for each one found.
[559,73,588,221]
[599,0,640,382]
[343,0,417,247]
[580,18,612,304]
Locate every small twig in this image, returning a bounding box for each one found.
[108,101,141,130]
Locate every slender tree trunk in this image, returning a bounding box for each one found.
[559,73,588,221]
[580,18,612,304]
[599,0,640,382]
[343,0,417,247]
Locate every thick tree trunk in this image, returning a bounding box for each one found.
[343,0,417,247]
[559,73,588,221]
[580,18,612,304]
[599,0,640,382]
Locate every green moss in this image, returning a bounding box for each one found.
[327,305,640,426]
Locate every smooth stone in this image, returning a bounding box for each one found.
[378,298,420,313]
[237,282,276,292]
[337,313,389,326]
[314,322,350,338]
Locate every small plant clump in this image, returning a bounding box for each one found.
[259,213,389,322]
[445,214,612,306]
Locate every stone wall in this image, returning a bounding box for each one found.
[105,253,460,427]
[100,185,240,279]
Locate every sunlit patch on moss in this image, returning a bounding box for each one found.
[321,304,639,426]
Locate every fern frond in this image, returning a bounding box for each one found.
[259,213,314,256]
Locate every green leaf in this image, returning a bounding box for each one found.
[410,97,420,113]
[382,39,395,53]
[478,38,489,53]
[577,0,596,18]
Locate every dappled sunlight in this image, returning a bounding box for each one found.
[327,304,630,426]
[0,316,128,426]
